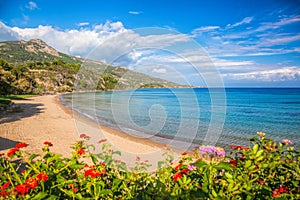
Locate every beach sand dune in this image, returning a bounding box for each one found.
[0,95,177,170]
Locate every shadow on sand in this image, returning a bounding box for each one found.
[0,137,21,151]
[0,102,44,124]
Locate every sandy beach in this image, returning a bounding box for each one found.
[0,95,179,170]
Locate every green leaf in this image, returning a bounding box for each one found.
[256,149,264,158]
[158,161,164,169]
[194,160,207,168]
[31,192,48,200]
[112,179,122,190]
[118,163,128,171]
[245,160,252,168]
[211,188,218,197]
[29,153,40,161]
[45,195,58,200]
[253,144,259,154]
[224,172,233,179]
[74,193,83,199]
[215,162,234,170]
[113,150,121,156]
[69,163,85,170]
[90,154,98,164]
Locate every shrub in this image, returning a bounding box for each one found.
[0,133,299,199]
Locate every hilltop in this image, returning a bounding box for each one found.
[0,39,186,95]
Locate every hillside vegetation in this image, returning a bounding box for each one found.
[0,39,185,95]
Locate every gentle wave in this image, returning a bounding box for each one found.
[61,88,300,149]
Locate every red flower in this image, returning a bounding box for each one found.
[36,172,48,182]
[43,141,53,146]
[272,188,281,198]
[72,188,78,193]
[181,151,188,155]
[76,148,85,156]
[98,139,107,143]
[230,145,236,149]
[173,172,182,182]
[15,184,29,195]
[236,145,242,150]
[257,180,264,185]
[7,147,18,158]
[272,187,288,198]
[84,169,102,178]
[229,160,237,168]
[174,163,183,171]
[279,186,288,193]
[181,169,190,174]
[242,147,250,151]
[1,181,10,191]
[16,142,27,149]
[25,178,38,189]
[100,162,106,167]
[80,133,90,139]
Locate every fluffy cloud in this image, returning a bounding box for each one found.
[6,21,126,57]
[26,1,38,10]
[0,22,19,41]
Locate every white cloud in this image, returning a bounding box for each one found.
[193,26,220,32]
[224,66,300,82]
[259,34,300,47]
[152,68,167,74]
[0,22,19,41]
[129,11,141,15]
[77,22,90,27]
[192,14,300,58]
[9,21,127,57]
[191,26,220,37]
[226,17,253,28]
[26,1,38,10]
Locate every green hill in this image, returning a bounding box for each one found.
[0,39,186,95]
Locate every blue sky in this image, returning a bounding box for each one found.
[0,0,300,87]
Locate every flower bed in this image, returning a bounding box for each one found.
[0,132,299,199]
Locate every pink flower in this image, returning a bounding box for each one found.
[188,165,196,170]
[281,139,292,145]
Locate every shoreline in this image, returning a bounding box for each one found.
[0,94,181,170]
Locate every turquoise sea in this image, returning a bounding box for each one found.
[61,88,300,149]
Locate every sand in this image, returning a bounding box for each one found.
[0,95,180,170]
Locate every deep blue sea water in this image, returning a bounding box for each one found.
[61,88,300,149]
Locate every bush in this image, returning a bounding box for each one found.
[0,133,299,199]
